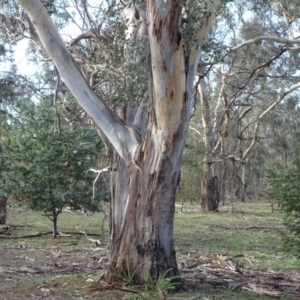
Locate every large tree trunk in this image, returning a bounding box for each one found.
[109,58,186,285]
[110,143,182,284]
[0,196,7,225]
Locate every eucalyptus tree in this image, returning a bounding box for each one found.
[193,0,300,209]
[0,0,221,285]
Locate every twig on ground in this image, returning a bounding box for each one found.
[76,226,102,246]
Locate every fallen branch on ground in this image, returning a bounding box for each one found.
[0,231,102,239]
[76,226,101,246]
[212,225,286,231]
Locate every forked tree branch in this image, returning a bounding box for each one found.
[18,0,140,161]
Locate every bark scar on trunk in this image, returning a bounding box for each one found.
[153,11,163,41]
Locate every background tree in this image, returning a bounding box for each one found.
[181,0,300,211]
[267,147,300,256]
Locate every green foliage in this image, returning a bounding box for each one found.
[123,269,180,300]
[113,258,146,287]
[267,164,300,257]
[114,257,180,300]
[142,270,180,300]
[0,99,108,235]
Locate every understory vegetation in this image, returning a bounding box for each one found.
[1,201,299,299]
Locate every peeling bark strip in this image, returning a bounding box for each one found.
[149,0,186,142]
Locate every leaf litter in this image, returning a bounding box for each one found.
[179,252,300,299]
[1,208,300,300]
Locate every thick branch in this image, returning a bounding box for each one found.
[18,0,139,160]
[67,30,94,47]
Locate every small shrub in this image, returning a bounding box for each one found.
[267,167,300,256]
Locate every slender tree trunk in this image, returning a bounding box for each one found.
[219,160,226,205]
[201,165,219,212]
[198,75,221,212]
[53,216,58,238]
[240,163,247,202]
[52,204,58,238]
[0,196,7,225]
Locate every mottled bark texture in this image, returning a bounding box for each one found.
[109,110,185,284]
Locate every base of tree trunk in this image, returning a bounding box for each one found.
[109,154,183,287]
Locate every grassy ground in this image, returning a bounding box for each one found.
[0,201,299,299]
[175,202,300,271]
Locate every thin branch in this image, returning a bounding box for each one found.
[242,82,300,160]
[238,106,252,122]
[201,35,300,67]
[88,167,110,200]
[189,126,202,137]
[259,83,300,119]
[75,226,102,247]
[231,36,300,52]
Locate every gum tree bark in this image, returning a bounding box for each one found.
[18,0,219,284]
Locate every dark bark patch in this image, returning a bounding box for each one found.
[157,170,165,183]
[168,1,181,46]
[176,32,182,46]
[153,12,163,41]
[146,201,153,217]
[136,244,146,257]
[170,90,174,100]
[162,59,167,72]
[134,7,140,20]
[148,239,179,281]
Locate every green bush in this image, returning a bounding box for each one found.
[267,167,300,256]
[0,100,108,237]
